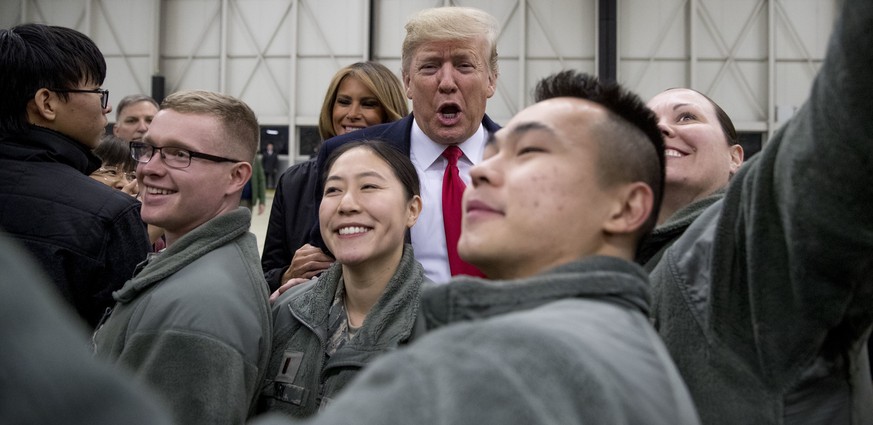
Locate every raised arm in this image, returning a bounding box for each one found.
[710,0,873,379]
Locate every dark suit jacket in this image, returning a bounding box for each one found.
[308,113,501,251]
[262,151,279,174]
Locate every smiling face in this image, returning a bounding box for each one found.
[137,109,246,244]
[458,98,622,280]
[319,147,421,268]
[403,37,496,146]
[114,100,158,141]
[646,89,743,209]
[332,76,387,137]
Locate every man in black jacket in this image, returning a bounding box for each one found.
[0,24,149,327]
[262,142,279,188]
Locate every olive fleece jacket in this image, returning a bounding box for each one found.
[258,244,428,417]
[93,208,272,425]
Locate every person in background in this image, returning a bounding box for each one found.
[262,61,408,291]
[92,134,139,193]
[93,90,272,425]
[0,23,149,328]
[242,152,267,215]
[647,0,873,422]
[634,88,743,270]
[262,142,279,188]
[307,6,501,285]
[250,70,699,425]
[103,96,170,249]
[112,94,159,142]
[258,141,428,417]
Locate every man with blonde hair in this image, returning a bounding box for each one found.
[296,6,501,284]
[93,90,272,425]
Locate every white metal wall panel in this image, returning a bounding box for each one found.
[3,0,89,31]
[224,0,295,121]
[161,0,222,91]
[4,0,837,153]
[92,0,157,98]
[619,0,836,137]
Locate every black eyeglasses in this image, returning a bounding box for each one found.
[49,88,110,109]
[129,141,243,169]
[94,166,137,182]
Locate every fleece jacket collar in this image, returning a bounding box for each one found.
[647,188,726,247]
[290,243,426,349]
[113,208,252,303]
[421,255,651,329]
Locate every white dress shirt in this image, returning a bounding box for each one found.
[409,119,488,284]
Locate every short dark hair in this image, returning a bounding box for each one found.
[534,70,664,236]
[321,140,420,201]
[93,135,137,173]
[0,24,107,136]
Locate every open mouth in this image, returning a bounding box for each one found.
[438,104,461,121]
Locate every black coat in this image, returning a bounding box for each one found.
[262,150,279,174]
[261,159,319,291]
[0,127,149,327]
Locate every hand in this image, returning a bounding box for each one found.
[257,203,265,215]
[281,244,333,283]
[270,277,310,303]
[122,178,139,197]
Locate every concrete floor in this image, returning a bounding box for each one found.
[250,189,274,257]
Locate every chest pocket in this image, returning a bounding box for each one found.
[272,350,308,405]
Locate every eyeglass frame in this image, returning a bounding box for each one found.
[48,88,110,109]
[93,166,136,182]
[129,141,244,169]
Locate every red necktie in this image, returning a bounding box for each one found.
[441,146,485,277]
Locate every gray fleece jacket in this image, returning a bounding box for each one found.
[650,1,873,423]
[257,244,428,418]
[93,208,272,425]
[251,256,700,425]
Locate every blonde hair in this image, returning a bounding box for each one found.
[318,62,409,140]
[160,90,259,162]
[401,7,499,77]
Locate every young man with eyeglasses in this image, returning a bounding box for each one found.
[93,90,272,425]
[0,23,150,328]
